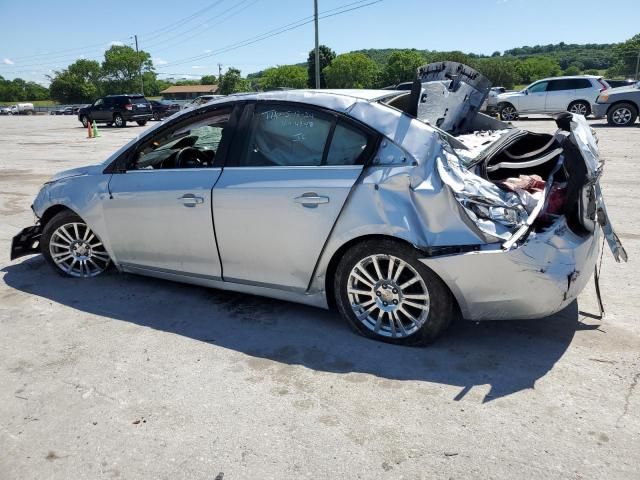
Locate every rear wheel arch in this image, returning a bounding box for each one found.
[324,234,459,314]
[607,99,639,116]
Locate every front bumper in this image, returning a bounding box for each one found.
[421,220,601,321]
[10,224,42,260]
[592,103,609,118]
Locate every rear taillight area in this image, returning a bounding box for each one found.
[597,79,609,92]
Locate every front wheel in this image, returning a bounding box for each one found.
[607,103,638,127]
[334,239,453,346]
[499,103,518,121]
[41,211,111,278]
[568,101,591,117]
[80,115,89,128]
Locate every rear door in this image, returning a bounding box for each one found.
[545,79,576,112]
[212,102,377,291]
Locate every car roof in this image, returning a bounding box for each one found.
[227,89,404,103]
[535,75,600,82]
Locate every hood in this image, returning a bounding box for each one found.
[46,164,103,183]
[605,83,640,95]
[411,62,492,135]
[496,90,524,100]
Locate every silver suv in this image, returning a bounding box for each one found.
[495,76,609,121]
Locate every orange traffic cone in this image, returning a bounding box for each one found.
[87,120,93,138]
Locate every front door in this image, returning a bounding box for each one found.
[212,102,376,291]
[518,81,548,113]
[103,107,234,278]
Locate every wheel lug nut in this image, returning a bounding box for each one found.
[393,300,398,305]
[392,288,398,294]
[383,302,388,306]
[376,291,381,296]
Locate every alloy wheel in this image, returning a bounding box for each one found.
[49,222,110,277]
[501,106,517,121]
[569,103,588,116]
[347,254,430,339]
[612,107,632,125]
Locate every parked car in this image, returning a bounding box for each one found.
[10,103,35,115]
[149,100,181,120]
[50,106,68,115]
[494,76,609,120]
[482,86,508,113]
[604,79,636,89]
[592,81,640,127]
[181,95,224,110]
[10,62,626,346]
[0,105,12,115]
[78,94,152,128]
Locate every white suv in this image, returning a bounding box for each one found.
[494,76,609,121]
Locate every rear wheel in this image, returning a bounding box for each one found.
[136,120,148,126]
[334,239,453,346]
[607,103,638,127]
[113,114,125,128]
[568,100,591,117]
[41,211,111,278]
[499,103,518,121]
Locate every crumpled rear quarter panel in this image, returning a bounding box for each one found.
[420,219,601,321]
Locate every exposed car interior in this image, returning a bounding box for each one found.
[130,111,230,170]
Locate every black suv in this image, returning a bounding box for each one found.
[78,94,152,128]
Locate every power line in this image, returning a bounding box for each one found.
[157,0,382,70]
[140,0,228,42]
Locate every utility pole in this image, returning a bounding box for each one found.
[218,63,223,83]
[314,0,320,89]
[134,34,144,95]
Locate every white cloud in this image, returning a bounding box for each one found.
[153,57,168,65]
[191,65,206,70]
[203,49,212,53]
[108,40,124,47]
[3,58,15,65]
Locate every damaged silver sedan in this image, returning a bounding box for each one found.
[11,62,627,346]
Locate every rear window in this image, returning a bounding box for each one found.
[127,96,149,104]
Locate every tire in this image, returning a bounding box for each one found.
[26,110,34,116]
[607,102,638,127]
[568,100,591,117]
[136,120,148,126]
[113,114,126,128]
[153,113,161,121]
[80,115,89,128]
[41,211,111,278]
[499,103,518,121]
[334,239,453,346]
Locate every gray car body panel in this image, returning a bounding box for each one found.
[592,83,640,117]
[26,88,623,320]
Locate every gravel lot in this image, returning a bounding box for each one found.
[0,115,638,480]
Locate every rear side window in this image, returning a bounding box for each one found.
[326,121,369,165]
[240,104,333,167]
[573,79,593,89]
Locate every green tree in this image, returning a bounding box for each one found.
[380,49,425,86]
[323,53,379,89]
[515,57,561,84]
[307,45,336,88]
[613,33,640,77]
[48,59,101,103]
[563,62,582,76]
[474,58,520,89]
[200,74,218,84]
[218,67,250,94]
[0,76,50,102]
[101,45,153,94]
[259,65,307,90]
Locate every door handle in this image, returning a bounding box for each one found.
[294,192,330,208]
[179,194,204,207]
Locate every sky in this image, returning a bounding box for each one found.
[0,0,639,84]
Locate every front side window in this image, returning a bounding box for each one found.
[528,81,548,93]
[94,99,104,107]
[129,109,231,170]
[239,104,333,167]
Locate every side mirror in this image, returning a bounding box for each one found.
[524,89,529,95]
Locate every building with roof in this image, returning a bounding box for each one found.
[160,84,219,100]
